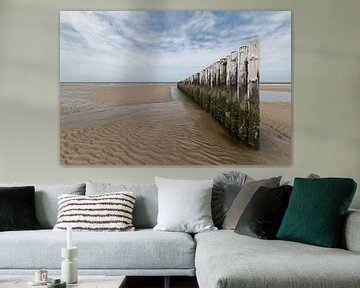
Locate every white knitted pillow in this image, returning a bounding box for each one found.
[53,192,135,231]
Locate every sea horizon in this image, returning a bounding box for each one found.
[60,81,292,85]
[60,82,291,102]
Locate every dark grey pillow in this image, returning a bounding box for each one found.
[212,171,250,228]
[0,186,41,231]
[223,176,282,230]
[0,183,86,228]
[235,185,293,239]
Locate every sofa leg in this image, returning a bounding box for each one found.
[164,276,170,288]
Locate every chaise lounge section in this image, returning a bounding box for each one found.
[195,216,360,288]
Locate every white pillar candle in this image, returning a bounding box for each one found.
[67,225,72,249]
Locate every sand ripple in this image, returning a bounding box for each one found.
[60,84,291,165]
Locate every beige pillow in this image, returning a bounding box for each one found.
[222,176,281,230]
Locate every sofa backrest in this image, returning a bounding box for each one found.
[0,183,86,229]
[86,181,158,229]
[341,209,360,253]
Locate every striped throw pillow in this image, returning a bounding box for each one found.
[53,192,136,231]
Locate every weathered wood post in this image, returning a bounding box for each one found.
[219,58,227,88]
[230,51,238,102]
[237,45,249,142]
[206,66,211,89]
[177,40,260,150]
[195,72,200,85]
[211,61,220,114]
[229,51,238,134]
[226,55,231,97]
[247,40,260,149]
[215,61,220,87]
[224,55,232,127]
[210,64,214,90]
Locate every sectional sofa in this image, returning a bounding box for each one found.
[0,179,360,288]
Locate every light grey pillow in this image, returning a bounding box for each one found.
[212,171,252,228]
[86,181,158,229]
[222,176,281,230]
[0,183,85,228]
[283,173,320,186]
[153,177,217,233]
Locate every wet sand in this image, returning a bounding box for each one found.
[60,83,291,165]
[260,84,291,92]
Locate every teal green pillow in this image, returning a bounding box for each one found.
[276,178,357,247]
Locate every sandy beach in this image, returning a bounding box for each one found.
[60,83,291,165]
[260,84,291,92]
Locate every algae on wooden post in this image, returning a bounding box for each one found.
[177,40,260,150]
[247,40,260,149]
[238,45,249,142]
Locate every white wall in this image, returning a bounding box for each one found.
[0,0,359,207]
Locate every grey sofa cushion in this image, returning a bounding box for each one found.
[342,209,360,253]
[212,171,250,228]
[195,230,360,288]
[234,185,293,240]
[86,182,158,229]
[154,177,216,233]
[0,183,85,228]
[222,176,281,230]
[0,229,195,271]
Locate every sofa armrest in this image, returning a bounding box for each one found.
[342,209,360,253]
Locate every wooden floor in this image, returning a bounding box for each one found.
[126,276,199,288]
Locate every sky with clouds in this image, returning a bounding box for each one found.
[60,11,291,83]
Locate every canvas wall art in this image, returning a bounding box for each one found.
[60,11,291,165]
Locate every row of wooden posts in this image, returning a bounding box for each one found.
[177,40,260,149]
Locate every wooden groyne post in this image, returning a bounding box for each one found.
[177,40,260,149]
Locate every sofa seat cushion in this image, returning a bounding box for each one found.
[195,230,360,288]
[0,229,195,270]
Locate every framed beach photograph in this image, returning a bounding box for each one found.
[60,11,291,165]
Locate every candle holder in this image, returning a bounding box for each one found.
[61,247,78,284]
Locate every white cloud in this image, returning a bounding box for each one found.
[60,11,291,82]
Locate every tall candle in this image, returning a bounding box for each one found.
[67,225,72,249]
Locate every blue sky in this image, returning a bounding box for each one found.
[60,11,291,83]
